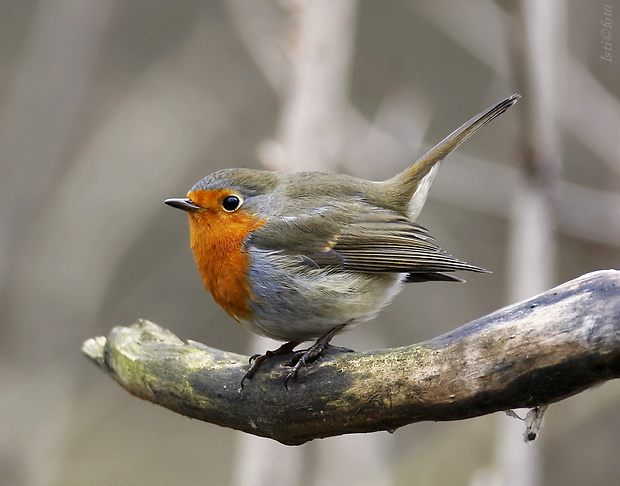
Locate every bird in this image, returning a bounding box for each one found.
[165,94,520,388]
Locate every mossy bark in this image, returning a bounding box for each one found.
[83,270,620,445]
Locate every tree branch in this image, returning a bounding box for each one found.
[83,270,620,445]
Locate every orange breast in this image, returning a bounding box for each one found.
[186,190,265,321]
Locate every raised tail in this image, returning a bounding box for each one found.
[386,94,520,218]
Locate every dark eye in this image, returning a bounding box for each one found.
[221,195,242,212]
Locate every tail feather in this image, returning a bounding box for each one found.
[386,94,520,218]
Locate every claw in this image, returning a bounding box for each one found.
[283,323,348,389]
[240,324,349,390]
[284,369,297,390]
[238,341,300,391]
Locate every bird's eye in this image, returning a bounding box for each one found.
[221,195,242,212]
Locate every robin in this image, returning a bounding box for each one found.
[166,94,520,388]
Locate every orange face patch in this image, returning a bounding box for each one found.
[186,189,264,321]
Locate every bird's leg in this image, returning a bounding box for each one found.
[240,340,300,390]
[285,323,347,389]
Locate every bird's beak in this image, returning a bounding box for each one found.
[164,197,201,213]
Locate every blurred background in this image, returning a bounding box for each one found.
[1,1,619,485]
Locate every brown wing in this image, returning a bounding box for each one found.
[249,203,487,282]
[305,209,488,281]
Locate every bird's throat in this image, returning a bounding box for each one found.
[187,212,264,321]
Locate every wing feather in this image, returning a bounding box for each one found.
[250,205,487,280]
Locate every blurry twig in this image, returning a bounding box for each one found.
[256,0,359,172]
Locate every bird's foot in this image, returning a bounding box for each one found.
[284,323,347,389]
[239,341,299,391]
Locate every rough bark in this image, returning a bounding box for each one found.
[83,270,620,445]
